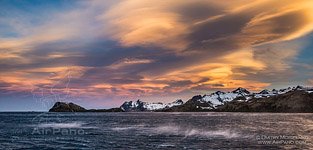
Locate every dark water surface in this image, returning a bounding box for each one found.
[0,112,312,149]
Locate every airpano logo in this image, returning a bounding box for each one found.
[32,127,85,135]
[31,113,88,136]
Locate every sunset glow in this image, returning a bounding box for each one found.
[1,0,313,110]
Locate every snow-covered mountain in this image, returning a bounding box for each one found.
[217,86,313,112]
[195,86,313,109]
[120,99,184,111]
[200,87,251,108]
[120,86,313,112]
[254,86,313,98]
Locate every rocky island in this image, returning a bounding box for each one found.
[49,86,313,113]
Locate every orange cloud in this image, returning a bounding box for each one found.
[93,0,313,94]
[0,66,87,93]
[101,0,190,51]
[103,0,313,51]
[240,1,313,45]
[1,0,313,104]
[133,50,269,93]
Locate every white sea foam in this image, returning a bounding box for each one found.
[153,125,180,133]
[111,127,137,131]
[206,112,228,116]
[36,122,95,128]
[158,144,176,148]
[111,124,240,138]
[111,124,146,131]
[153,125,239,138]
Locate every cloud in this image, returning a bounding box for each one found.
[103,0,313,52]
[1,0,313,108]
[96,0,313,91]
[253,42,300,71]
[108,58,154,69]
[100,0,190,51]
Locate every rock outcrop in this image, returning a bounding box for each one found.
[49,102,87,112]
[49,102,123,112]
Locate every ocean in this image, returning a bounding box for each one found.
[0,112,312,149]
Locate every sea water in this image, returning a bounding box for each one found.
[0,112,312,149]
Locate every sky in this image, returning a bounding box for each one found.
[0,0,313,111]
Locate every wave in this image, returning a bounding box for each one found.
[111,124,240,138]
[111,124,146,131]
[157,144,176,148]
[153,125,239,138]
[36,122,96,129]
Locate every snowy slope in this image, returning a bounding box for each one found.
[120,99,184,111]
[200,88,251,107]
[199,86,313,108]
[144,99,184,110]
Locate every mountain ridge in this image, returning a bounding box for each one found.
[49,86,313,112]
